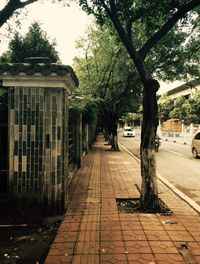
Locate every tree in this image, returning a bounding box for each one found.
[188,91,200,124]
[123,112,142,127]
[73,25,141,150]
[169,96,187,120]
[77,0,200,211]
[169,92,200,124]
[0,22,60,62]
[0,0,37,28]
[158,94,174,123]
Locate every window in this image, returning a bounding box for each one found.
[194,132,200,140]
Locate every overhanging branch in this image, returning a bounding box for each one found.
[0,0,37,27]
[139,0,200,59]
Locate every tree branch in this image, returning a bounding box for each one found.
[0,0,37,28]
[139,0,200,59]
[100,47,122,98]
[112,74,133,115]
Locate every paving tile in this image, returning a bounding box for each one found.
[48,242,75,256]
[122,230,147,241]
[189,231,200,242]
[100,241,126,254]
[79,220,100,231]
[72,254,99,264]
[145,230,170,241]
[149,241,179,254]
[101,209,118,214]
[195,256,200,262]
[138,214,160,222]
[101,214,120,222]
[161,221,186,231]
[62,216,82,223]
[75,241,99,254]
[101,221,121,231]
[142,220,164,228]
[166,230,194,241]
[183,223,200,231]
[77,230,100,241]
[178,215,200,224]
[119,214,139,222]
[100,253,128,263]
[121,222,143,230]
[54,231,78,243]
[127,253,156,263]
[83,207,101,215]
[81,214,100,222]
[154,253,184,263]
[125,241,152,254]
[101,230,124,241]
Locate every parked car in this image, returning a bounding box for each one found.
[191,131,200,158]
[123,127,135,137]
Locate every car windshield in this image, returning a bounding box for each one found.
[194,132,200,140]
[124,128,133,131]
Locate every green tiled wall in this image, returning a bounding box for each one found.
[8,87,67,212]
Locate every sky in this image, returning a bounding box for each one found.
[158,80,184,95]
[0,1,184,93]
[0,2,92,65]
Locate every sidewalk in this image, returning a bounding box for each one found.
[44,134,200,264]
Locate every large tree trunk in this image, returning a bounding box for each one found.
[109,114,119,151]
[104,113,119,151]
[140,79,161,211]
[110,123,119,151]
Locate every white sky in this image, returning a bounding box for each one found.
[0,2,92,65]
[158,80,184,95]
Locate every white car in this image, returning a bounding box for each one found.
[123,127,135,137]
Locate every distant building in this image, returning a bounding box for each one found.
[158,79,200,100]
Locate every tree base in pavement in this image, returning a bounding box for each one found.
[116,198,172,215]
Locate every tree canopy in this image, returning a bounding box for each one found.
[159,89,200,125]
[73,24,141,149]
[0,21,60,63]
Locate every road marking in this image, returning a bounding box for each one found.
[162,148,184,156]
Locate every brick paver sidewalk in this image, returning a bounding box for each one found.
[45,135,200,264]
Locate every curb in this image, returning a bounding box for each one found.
[119,143,200,215]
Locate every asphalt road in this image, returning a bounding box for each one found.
[118,132,200,205]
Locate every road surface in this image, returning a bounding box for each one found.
[118,132,200,205]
